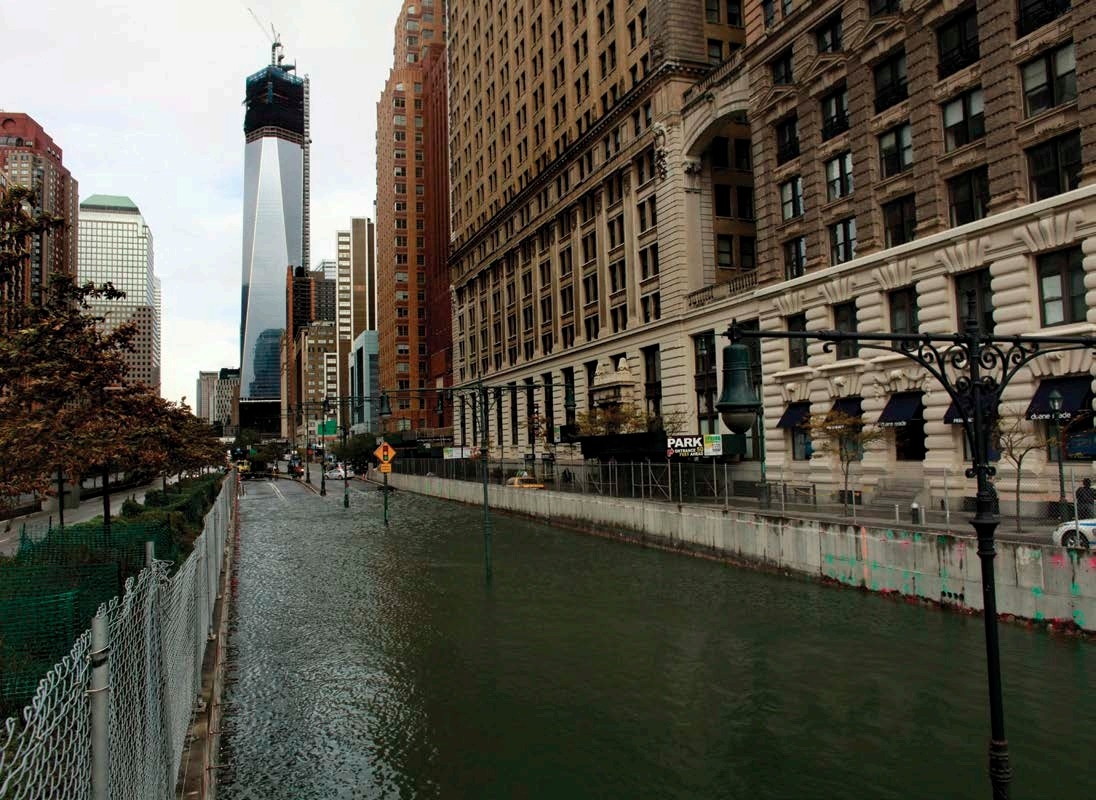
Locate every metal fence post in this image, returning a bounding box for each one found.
[90,613,111,800]
[145,540,155,568]
[677,462,683,504]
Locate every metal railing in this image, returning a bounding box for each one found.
[0,476,236,799]
[389,458,1093,540]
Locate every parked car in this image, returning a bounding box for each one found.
[505,475,544,489]
[1051,519,1094,549]
[325,465,354,480]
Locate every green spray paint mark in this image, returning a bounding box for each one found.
[941,568,949,579]
[886,530,895,540]
[1070,583,1081,597]
[871,581,880,591]
[1031,586,1044,598]
[914,533,922,543]
[871,560,880,570]
[1073,610,1086,628]
[1035,611,1046,621]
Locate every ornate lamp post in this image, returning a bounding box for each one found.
[1049,388,1067,520]
[714,341,768,506]
[717,294,1096,799]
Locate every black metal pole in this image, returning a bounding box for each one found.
[1054,416,1067,520]
[343,427,350,509]
[481,383,492,582]
[966,330,1012,799]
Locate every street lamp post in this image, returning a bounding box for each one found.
[1049,389,1067,520]
[340,425,350,509]
[716,294,1096,799]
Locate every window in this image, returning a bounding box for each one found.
[706,0,721,22]
[784,237,806,279]
[740,236,756,269]
[736,187,755,220]
[1027,130,1081,200]
[948,166,990,225]
[816,14,843,52]
[869,0,901,15]
[717,235,733,268]
[1038,246,1085,326]
[882,194,917,247]
[879,123,913,178]
[775,116,799,164]
[642,291,661,322]
[1021,42,1076,117]
[833,301,859,358]
[955,268,994,333]
[643,344,662,419]
[714,184,733,217]
[792,423,813,461]
[734,138,751,170]
[780,176,804,220]
[874,51,908,112]
[820,86,849,140]
[937,8,980,78]
[708,39,724,65]
[694,332,719,434]
[825,151,853,200]
[787,312,808,367]
[1018,0,1072,37]
[771,50,794,84]
[942,88,984,151]
[889,286,920,334]
[829,218,857,264]
[727,0,744,26]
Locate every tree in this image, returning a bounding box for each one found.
[333,432,377,473]
[994,406,1047,532]
[804,409,889,514]
[576,400,688,436]
[0,184,63,317]
[0,277,137,501]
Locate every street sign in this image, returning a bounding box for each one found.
[374,441,396,463]
[379,462,392,474]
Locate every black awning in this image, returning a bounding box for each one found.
[944,400,968,425]
[776,402,812,429]
[877,392,924,428]
[830,396,862,418]
[1025,375,1093,421]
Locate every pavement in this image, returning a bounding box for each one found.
[0,477,178,557]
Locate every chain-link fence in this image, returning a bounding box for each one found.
[0,476,236,800]
[390,457,1095,541]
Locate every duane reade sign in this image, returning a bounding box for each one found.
[666,435,723,457]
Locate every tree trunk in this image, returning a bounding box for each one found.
[101,464,111,539]
[1014,458,1024,533]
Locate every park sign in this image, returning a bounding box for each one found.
[667,435,725,458]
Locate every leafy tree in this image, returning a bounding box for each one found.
[576,401,687,436]
[0,184,63,317]
[333,432,378,473]
[0,277,136,501]
[804,409,889,514]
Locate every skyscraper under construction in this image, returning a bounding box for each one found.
[240,39,310,431]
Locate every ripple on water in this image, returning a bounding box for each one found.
[219,485,1096,800]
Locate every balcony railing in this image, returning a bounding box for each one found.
[686,271,758,310]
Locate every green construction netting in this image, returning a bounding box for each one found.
[0,591,78,718]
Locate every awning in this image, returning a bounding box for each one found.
[1025,375,1093,420]
[877,392,924,427]
[776,402,811,429]
[944,401,969,425]
[830,396,862,418]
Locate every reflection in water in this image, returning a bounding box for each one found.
[220,481,1094,799]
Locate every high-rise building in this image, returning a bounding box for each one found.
[0,113,79,304]
[330,217,377,426]
[214,367,241,437]
[78,195,161,391]
[196,371,219,421]
[351,217,376,335]
[350,330,381,434]
[376,0,447,432]
[446,0,750,462]
[240,40,310,418]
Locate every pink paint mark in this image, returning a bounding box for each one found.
[1050,553,1067,569]
[899,539,912,549]
[1087,556,1096,571]
[956,542,967,556]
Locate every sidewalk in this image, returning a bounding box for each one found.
[0,478,175,557]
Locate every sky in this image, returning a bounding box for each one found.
[3,0,404,406]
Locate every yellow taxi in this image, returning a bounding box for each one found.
[505,475,544,489]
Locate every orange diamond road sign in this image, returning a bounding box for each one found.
[379,462,392,474]
[374,441,396,463]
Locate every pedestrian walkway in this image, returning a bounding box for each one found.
[0,479,176,557]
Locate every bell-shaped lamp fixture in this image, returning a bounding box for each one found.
[715,342,761,434]
[378,392,393,418]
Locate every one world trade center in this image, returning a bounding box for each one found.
[240,39,309,427]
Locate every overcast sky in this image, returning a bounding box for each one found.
[3,0,402,406]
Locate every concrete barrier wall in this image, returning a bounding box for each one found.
[388,473,1096,632]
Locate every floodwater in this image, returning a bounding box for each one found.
[218,478,1094,799]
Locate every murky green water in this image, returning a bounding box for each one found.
[219,480,1094,799]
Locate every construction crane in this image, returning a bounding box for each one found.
[247,6,289,68]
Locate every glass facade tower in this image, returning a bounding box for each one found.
[240,44,309,401]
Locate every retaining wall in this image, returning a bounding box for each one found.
[387,474,1096,632]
